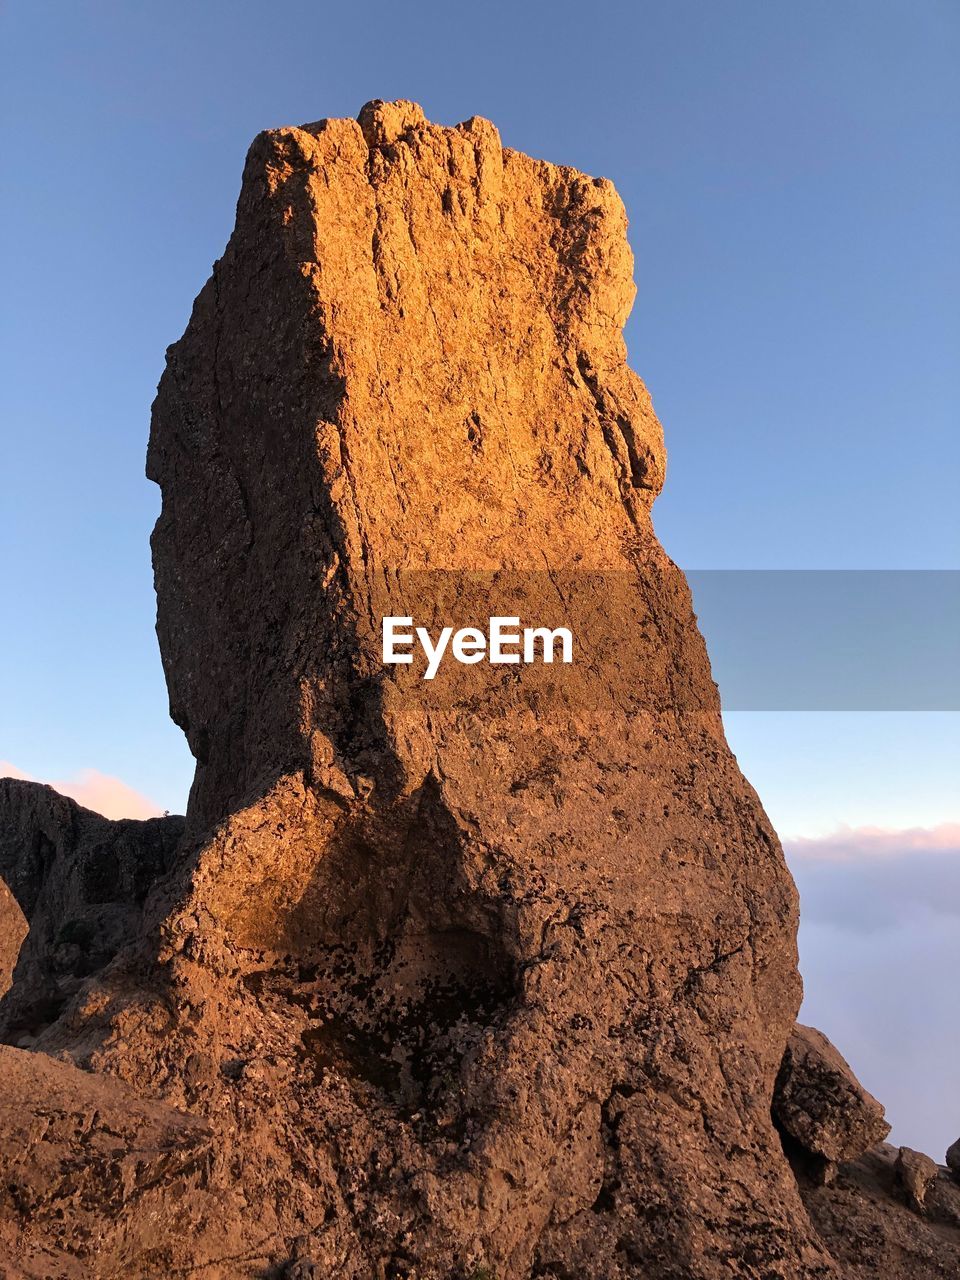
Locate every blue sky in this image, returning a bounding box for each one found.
[1,2,957,1152]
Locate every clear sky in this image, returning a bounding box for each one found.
[1,2,957,1153]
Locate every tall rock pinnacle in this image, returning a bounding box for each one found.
[141,98,828,1276]
[148,97,668,837]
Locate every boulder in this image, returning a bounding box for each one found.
[947,1136,960,1182]
[773,1023,891,1176]
[895,1146,940,1213]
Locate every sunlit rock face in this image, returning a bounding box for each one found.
[11,102,953,1278]
[0,875,27,1001]
[140,98,831,1278]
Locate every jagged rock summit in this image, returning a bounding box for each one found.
[1,101,958,1279]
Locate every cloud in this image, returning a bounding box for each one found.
[0,761,162,821]
[0,761,32,781]
[784,826,960,933]
[785,822,960,863]
[782,822,960,1158]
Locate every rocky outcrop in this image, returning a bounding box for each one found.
[0,1044,215,1276]
[0,875,27,999]
[894,1146,940,1213]
[774,1023,891,1181]
[798,1144,960,1279]
[137,96,829,1279]
[0,778,183,1045]
[0,101,955,1278]
[947,1137,960,1182]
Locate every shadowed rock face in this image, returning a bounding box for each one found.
[797,1143,960,1279]
[0,779,183,1043]
[1,101,954,1279]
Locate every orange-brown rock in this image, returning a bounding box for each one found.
[0,876,27,1000]
[140,97,826,1277]
[0,1044,215,1276]
[774,1023,891,1182]
[1,100,956,1279]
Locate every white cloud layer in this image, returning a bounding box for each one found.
[785,823,960,1160]
[786,821,960,862]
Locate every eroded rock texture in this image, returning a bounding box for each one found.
[0,1044,216,1277]
[139,97,826,1278]
[0,876,27,1000]
[1,101,956,1279]
[798,1144,960,1278]
[773,1023,890,1183]
[0,779,183,1045]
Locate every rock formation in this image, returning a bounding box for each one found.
[140,95,826,1277]
[799,1143,960,1278]
[894,1146,939,1213]
[0,875,27,1000]
[0,778,183,1046]
[0,101,957,1279]
[773,1023,890,1183]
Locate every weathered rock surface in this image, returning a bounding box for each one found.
[0,778,183,1046]
[797,1143,960,1278]
[895,1146,940,1213]
[0,875,27,999]
[138,96,828,1279]
[0,100,955,1278]
[0,1044,216,1276]
[947,1137,960,1181]
[774,1023,890,1180]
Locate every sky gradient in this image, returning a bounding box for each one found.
[1,1,957,1155]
